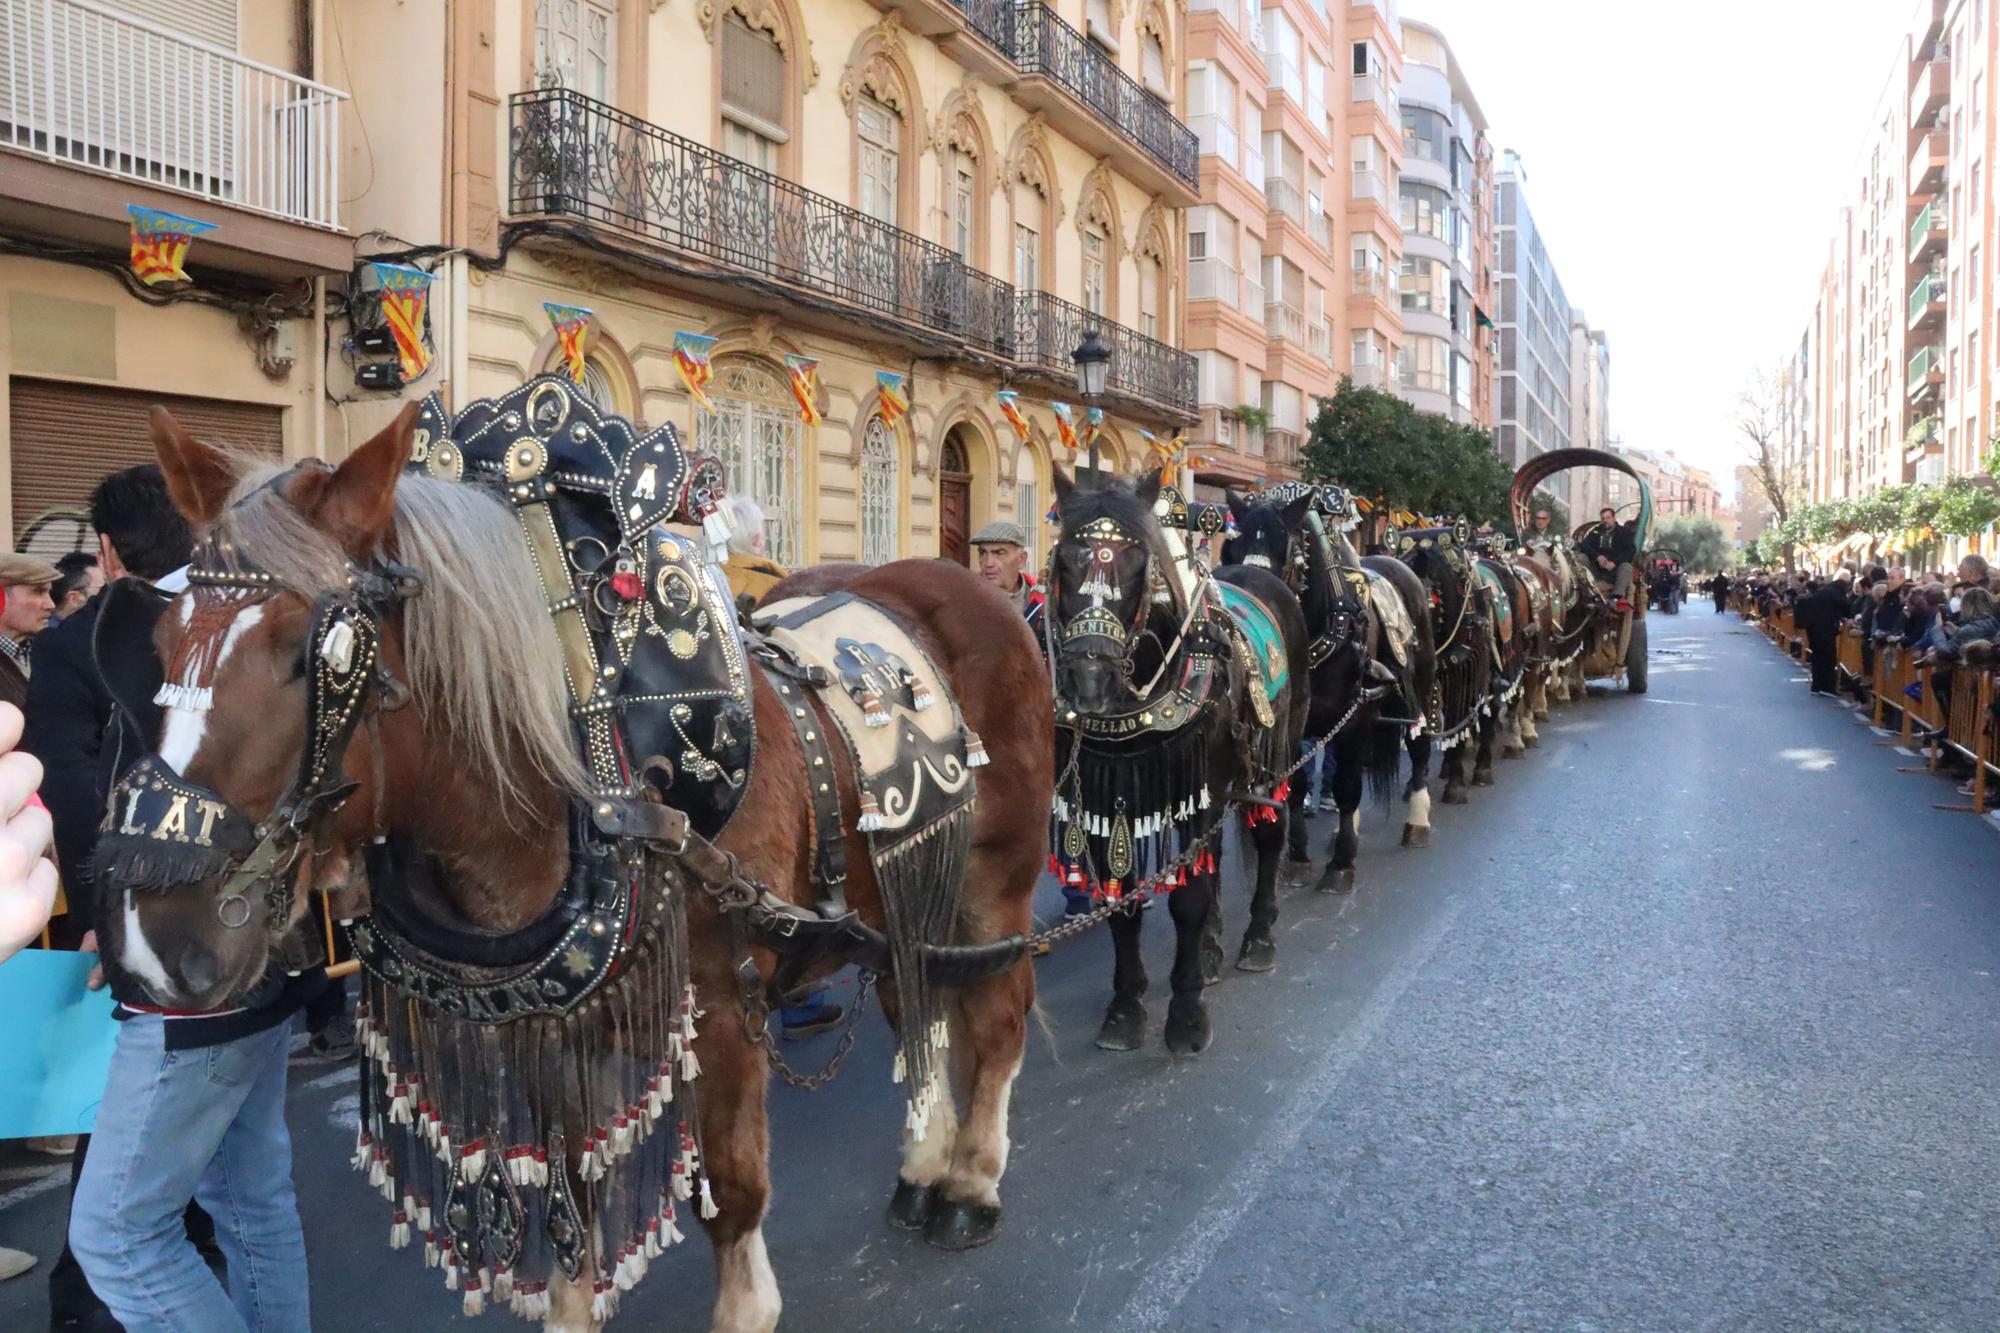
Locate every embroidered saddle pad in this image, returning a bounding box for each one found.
[1476,563,1514,644]
[1364,570,1416,668]
[408,377,753,838]
[751,593,980,846]
[1216,582,1289,704]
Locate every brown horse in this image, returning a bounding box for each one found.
[108,407,1051,1331]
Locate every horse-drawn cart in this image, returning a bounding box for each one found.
[1510,448,1652,694]
[1646,548,1686,615]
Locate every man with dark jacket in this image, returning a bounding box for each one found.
[1579,508,1637,603]
[25,465,322,1332]
[1794,571,1852,695]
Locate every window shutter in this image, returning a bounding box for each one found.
[721,15,786,131]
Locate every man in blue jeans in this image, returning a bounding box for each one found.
[70,1007,312,1333]
[35,464,322,1332]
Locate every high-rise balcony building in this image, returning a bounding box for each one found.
[1392,18,1494,428]
[1182,0,1405,493]
[1494,153,1577,502]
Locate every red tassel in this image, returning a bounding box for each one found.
[1104,879,1122,901]
[1048,855,1059,876]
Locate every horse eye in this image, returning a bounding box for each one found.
[287,649,308,682]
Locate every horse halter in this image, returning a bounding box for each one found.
[1051,513,1172,675]
[97,525,422,936]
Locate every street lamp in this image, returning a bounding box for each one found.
[1072,329,1111,471]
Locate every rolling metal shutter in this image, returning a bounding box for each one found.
[8,378,282,546]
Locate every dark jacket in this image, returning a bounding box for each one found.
[1794,583,1852,635]
[0,651,26,712]
[1580,521,1635,572]
[22,581,324,1048]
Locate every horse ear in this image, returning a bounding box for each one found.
[1225,488,1246,520]
[1051,464,1075,512]
[305,403,417,556]
[1281,493,1313,530]
[149,408,236,526]
[1135,466,1163,511]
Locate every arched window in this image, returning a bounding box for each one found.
[859,415,899,564]
[697,358,802,565]
[1014,442,1042,564]
[1013,180,1047,291]
[857,96,900,225]
[1138,253,1162,338]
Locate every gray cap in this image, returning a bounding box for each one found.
[971,520,1028,549]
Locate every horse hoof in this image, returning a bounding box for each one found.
[889,1180,939,1231]
[1534,710,1550,722]
[1522,734,1540,748]
[1472,768,1496,787]
[1285,848,1312,865]
[1095,998,1147,1051]
[1442,787,1469,806]
[1199,935,1226,988]
[925,1198,1002,1251]
[1316,866,1356,894]
[1401,824,1430,848]
[1164,1000,1212,1056]
[1235,936,1277,972]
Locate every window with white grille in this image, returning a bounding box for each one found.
[721,14,787,161]
[1083,230,1107,315]
[697,360,802,566]
[1015,443,1042,561]
[1014,218,1040,290]
[859,415,899,564]
[857,97,899,225]
[535,0,617,102]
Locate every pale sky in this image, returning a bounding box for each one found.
[1406,0,1917,501]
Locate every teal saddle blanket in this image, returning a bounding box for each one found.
[1216,583,1289,701]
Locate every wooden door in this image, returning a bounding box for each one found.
[940,435,971,565]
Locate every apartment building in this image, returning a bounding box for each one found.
[1393,18,1494,427]
[1564,312,1613,518]
[1182,0,1404,494]
[0,0,349,545]
[1494,152,1574,501]
[0,0,1200,570]
[1791,0,1998,520]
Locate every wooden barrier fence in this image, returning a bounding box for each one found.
[1758,616,2000,814]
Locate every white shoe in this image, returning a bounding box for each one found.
[0,1246,36,1281]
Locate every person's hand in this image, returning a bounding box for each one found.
[79,928,103,990]
[0,702,56,967]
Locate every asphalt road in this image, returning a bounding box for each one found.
[8,606,2000,1331]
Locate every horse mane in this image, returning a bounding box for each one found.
[211,458,591,820]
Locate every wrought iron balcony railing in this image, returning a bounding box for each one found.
[954,0,1016,53]
[1013,3,1198,189]
[1014,289,1197,413]
[510,89,1194,415]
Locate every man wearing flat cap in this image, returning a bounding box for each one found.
[0,551,58,710]
[972,520,1044,632]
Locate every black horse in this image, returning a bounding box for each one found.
[1222,488,1438,877]
[1389,527,1503,805]
[1047,466,1307,1055]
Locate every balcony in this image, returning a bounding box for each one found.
[1909,128,1947,195]
[1350,268,1391,300]
[1242,272,1264,314]
[1349,167,1387,207]
[1264,299,1304,343]
[1266,55,1304,108]
[1308,209,1331,251]
[0,0,350,278]
[1910,56,1949,131]
[1907,344,1944,401]
[1907,270,1946,329]
[1013,289,1196,414]
[1909,201,1947,261]
[1348,358,1386,390]
[1191,114,1239,172]
[509,89,1196,417]
[1240,138,1264,190]
[1349,74,1396,121]
[1905,414,1941,464]
[1265,427,1302,472]
[1012,3,1199,201]
[1187,255,1240,310]
[1265,176,1307,227]
[1307,318,1331,362]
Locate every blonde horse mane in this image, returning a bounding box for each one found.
[211,459,591,819]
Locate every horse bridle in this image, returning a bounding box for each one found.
[98,535,421,936]
[1047,514,1206,700]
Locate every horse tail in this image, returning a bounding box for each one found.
[1365,711,1404,809]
